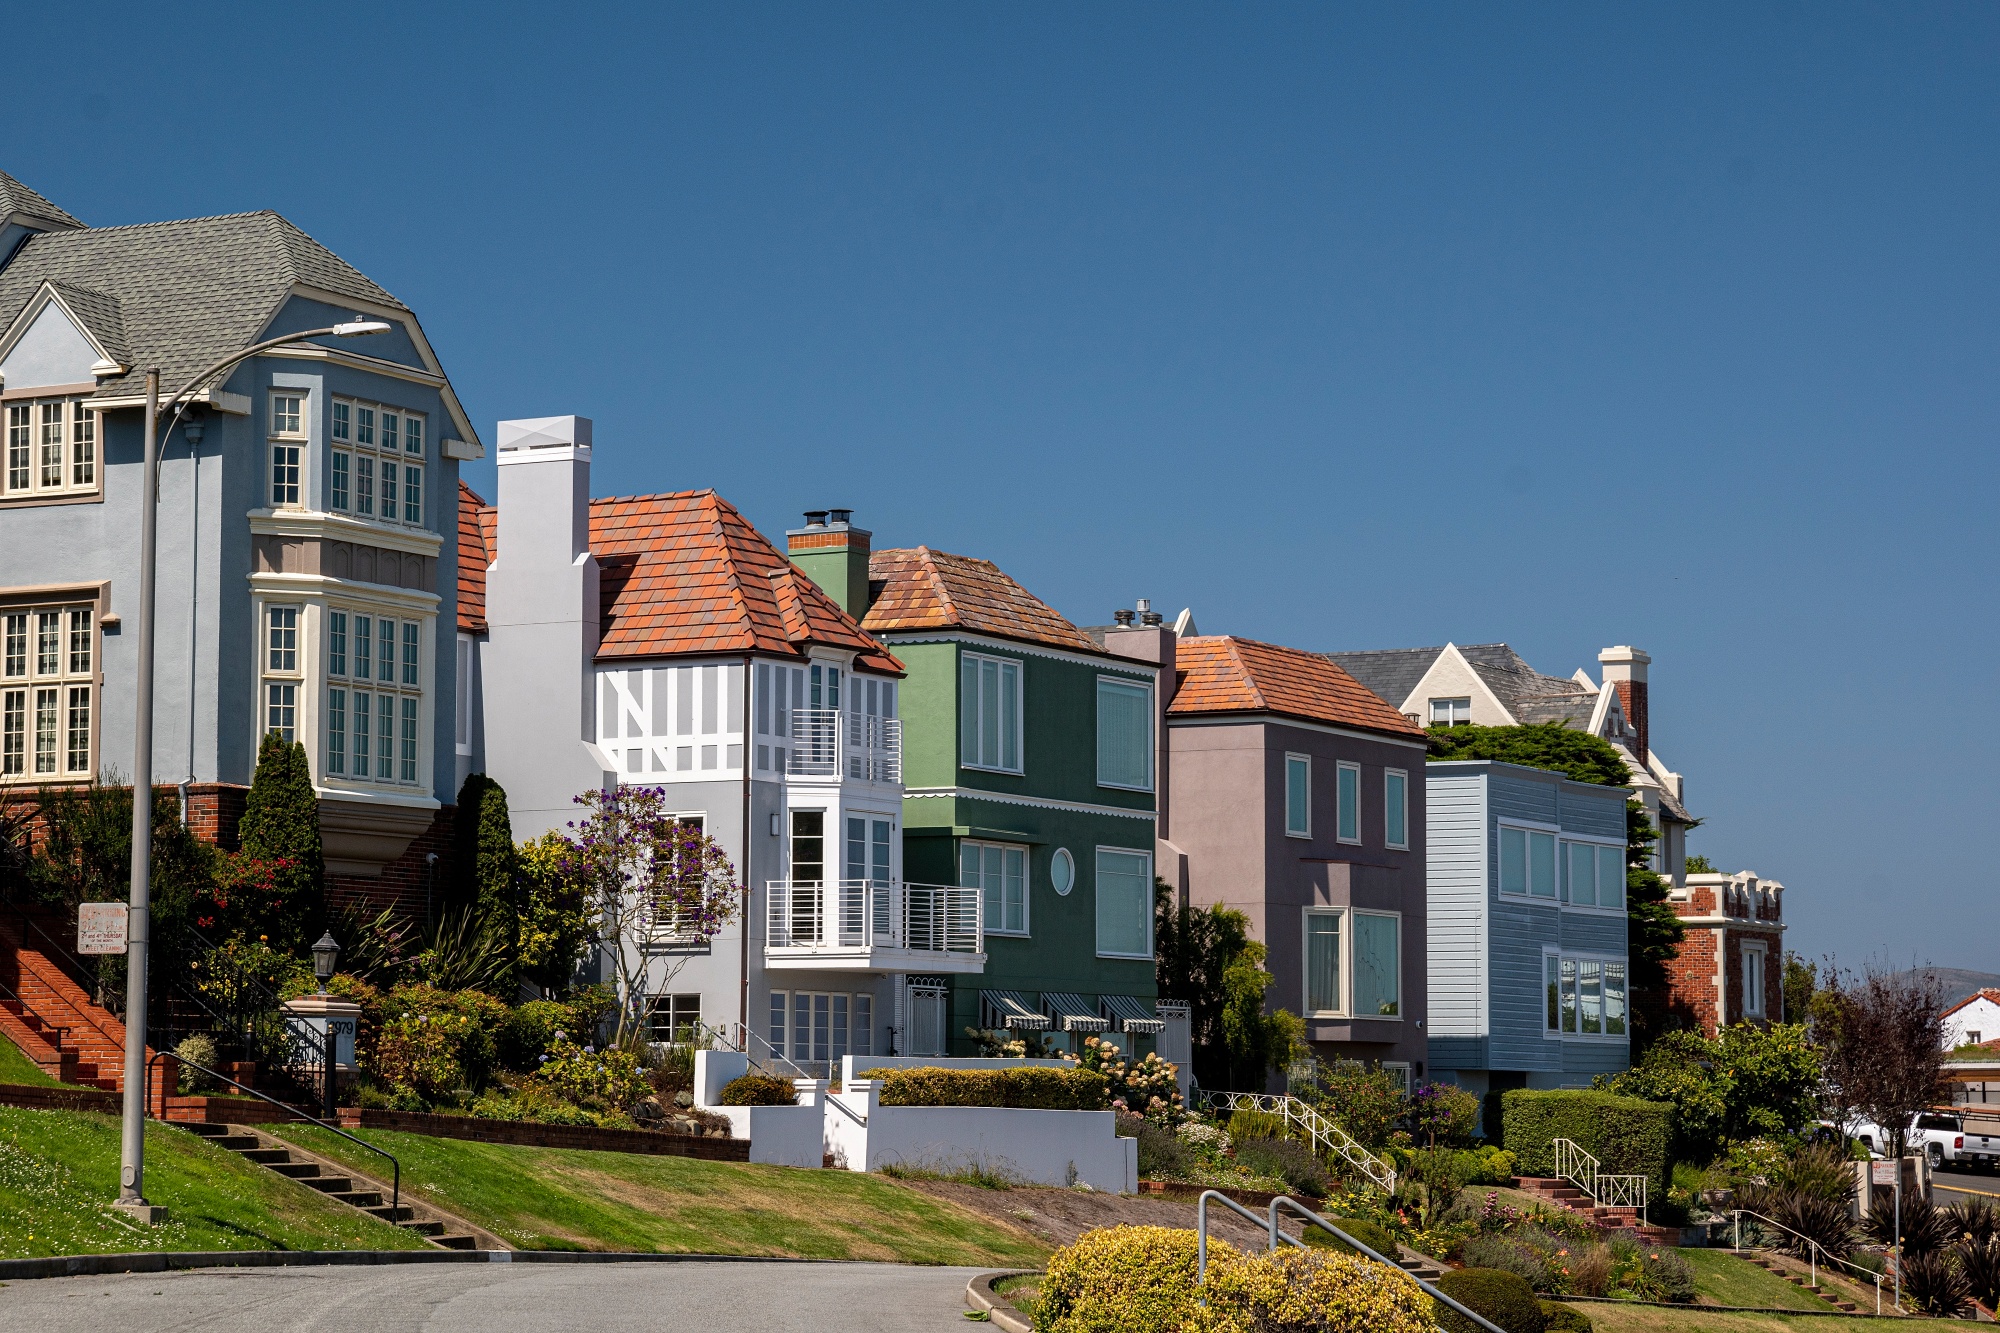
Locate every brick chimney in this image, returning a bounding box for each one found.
[1597,646,1651,762]
[787,509,872,618]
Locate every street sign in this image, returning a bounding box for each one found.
[77,903,129,955]
[1872,1161,1898,1186]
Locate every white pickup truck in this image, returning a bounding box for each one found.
[1853,1110,2000,1171]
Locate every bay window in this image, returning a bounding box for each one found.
[329,395,427,527]
[1298,907,1400,1018]
[1304,911,1341,1014]
[1353,911,1400,1017]
[1,604,95,781]
[323,604,425,786]
[3,398,99,501]
[262,605,301,742]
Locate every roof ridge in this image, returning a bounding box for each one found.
[30,208,283,237]
[590,487,715,507]
[915,547,959,624]
[1223,637,1271,712]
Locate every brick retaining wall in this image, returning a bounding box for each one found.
[334,1107,751,1161]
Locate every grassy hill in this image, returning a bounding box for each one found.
[278,1122,1048,1265]
[0,1031,63,1087]
[0,1105,428,1259]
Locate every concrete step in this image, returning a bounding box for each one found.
[400,1220,445,1237]
[242,1147,293,1165]
[270,1161,322,1179]
[433,1234,477,1251]
[303,1176,355,1194]
[330,1190,384,1208]
[213,1134,261,1151]
[366,1205,415,1223]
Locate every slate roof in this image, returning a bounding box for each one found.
[863,547,1100,653]
[1170,636,1424,739]
[1321,647,1443,716]
[0,171,83,230]
[1325,643,1600,727]
[0,211,405,399]
[466,486,901,672]
[457,481,491,634]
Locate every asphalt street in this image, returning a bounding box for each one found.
[0,1260,990,1333]
[1932,1166,2000,1205]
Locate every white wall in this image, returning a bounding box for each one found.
[1947,997,2000,1049]
[837,1055,1070,1084]
[824,1079,1137,1192]
[692,1049,826,1168]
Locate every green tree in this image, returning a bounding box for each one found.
[1425,721,1631,785]
[1683,853,1717,874]
[1218,937,1303,1092]
[1598,1022,1821,1161]
[239,732,324,949]
[449,773,520,990]
[516,831,596,995]
[1781,952,1819,1026]
[1156,881,1301,1091]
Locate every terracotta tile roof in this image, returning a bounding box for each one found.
[1169,635,1424,738]
[863,547,1099,653]
[457,481,491,633]
[588,490,900,672]
[1944,988,2000,1019]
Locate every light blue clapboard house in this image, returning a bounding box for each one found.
[1424,760,1632,1098]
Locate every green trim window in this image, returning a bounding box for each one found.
[961,839,1027,936]
[1094,847,1152,959]
[1284,754,1311,838]
[1096,676,1152,790]
[959,652,1021,773]
[1335,761,1360,843]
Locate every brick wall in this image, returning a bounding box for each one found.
[182,784,249,851]
[324,805,457,922]
[1664,926,1721,1035]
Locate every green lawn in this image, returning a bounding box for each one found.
[1677,1248,1838,1312]
[0,1031,63,1087]
[0,1105,428,1259]
[1581,1302,1960,1333]
[277,1123,1049,1265]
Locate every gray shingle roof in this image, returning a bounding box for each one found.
[1325,642,1600,725]
[0,211,405,399]
[46,280,129,367]
[1321,647,1443,713]
[0,171,83,230]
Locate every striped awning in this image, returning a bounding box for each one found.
[1044,992,1112,1033]
[981,990,1050,1031]
[1100,993,1165,1035]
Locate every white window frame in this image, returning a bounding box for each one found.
[1302,906,1346,1017]
[1741,940,1768,1018]
[960,650,1023,774]
[455,633,473,755]
[1497,819,1562,901]
[0,397,99,503]
[767,987,875,1063]
[1095,674,1154,792]
[1093,845,1154,960]
[1428,696,1471,726]
[1284,753,1312,839]
[328,394,428,529]
[1384,767,1409,851]
[961,838,1030,937]
[1351,908,1403,1020]
[0,602,98,783]
[269,392,307,509]
[1335,760,1361,845]
[318,601,429,789]
[1559,835,1628,914]
[1542,945,1631,1042]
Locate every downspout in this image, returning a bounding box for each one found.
[181,417,205,824]
[739,653,753,1038]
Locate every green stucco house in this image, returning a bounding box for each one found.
[788,510,1163,1057]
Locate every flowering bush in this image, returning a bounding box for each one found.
[1306,1061,1409,1151]
[1408,1082,1482,1146]
[1039,1225,1225,1333]
[1176,1120,1229,1150]
[370,984,506,1103]
[1063,1036,1185,1123]
[530,1031,650,1111]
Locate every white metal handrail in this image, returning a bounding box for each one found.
[765,879,981,955]
[1729,1208,1886,1314]
[784,708,902,781]
[845,713,902,783]
[1552,1137,1649,1223]
[1207,1090,1397,1191]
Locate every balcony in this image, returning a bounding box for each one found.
[785,709,902,783]
[764,879,984,973]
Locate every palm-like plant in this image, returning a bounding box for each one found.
[1957,1236,2000,1310]
[1867,1196,1954,1255]
[1947,1199,2000,1246]
[1902,1251,1973,1318]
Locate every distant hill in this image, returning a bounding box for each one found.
[1897,967,2000,1009]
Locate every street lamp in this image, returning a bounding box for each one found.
[114,317,391,1222]
[311,933,341,995]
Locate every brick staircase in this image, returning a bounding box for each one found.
[0,916,169,1107]
[1511,1176,1679,1245]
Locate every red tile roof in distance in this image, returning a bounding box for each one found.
[457,480,491,633]
[863,547,1099,653]
[1170,635,1424,738]
[460,485,900,672]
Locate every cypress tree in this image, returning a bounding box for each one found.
[450,772,520,989]
[239,732,325,948]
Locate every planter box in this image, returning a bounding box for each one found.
[825,1079,1137,1192]
[837,1055,1070,1084]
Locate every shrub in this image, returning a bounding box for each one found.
[1134,1119,1194,1178]
[238,732,324,948]
[1227,1106,1287,1142]
[1865,1196,1953,1255]
[1500,1089,1672,1200]
[173,1034,218,1092]
[1311,1061,1408,1150]
[1409,1082,1483,1146]
[1195,1246,1435,1333]
[719,1073,797,1106]
[1903,1250,1973,1319]
[1540,1301,1594,1333]
[1959,1236,2000,1310]
[1304,1215,1402,1262]
[1064,1035,1185,1121]
[1948,1199,2000,1245]
[1235,1135,1330,1197]
[1564,1244,1613,1298]
[496,1000,573,1073]
[1771,1142,1855,1205]
[864,1065,1108,1110]
[1456,1234,1554,1292]
[371,984,507,1101]
[1039,1225,1223,1333]
[1435,1268,1546,1333]
[1463,1145,1518,1185]
[533,1033,650,1110]
[1735,1184,1857,1259]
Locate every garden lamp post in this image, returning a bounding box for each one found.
[115,318,392,1221]
[312,932,341,995]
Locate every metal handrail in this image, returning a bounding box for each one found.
[1553,1136,1648,1224]
[1194,1190,1507,1333]
[1206,1089,1397,1190]
[1730,1207,1886,1314]
[764,878,982,955]
[145,1048,399,1213]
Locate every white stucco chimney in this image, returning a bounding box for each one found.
[483,416,613,837]
[1597,645,1651,763]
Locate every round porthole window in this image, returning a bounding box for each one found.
[1050,847,1076,896]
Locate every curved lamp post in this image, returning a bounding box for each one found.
[115,319,391,1220]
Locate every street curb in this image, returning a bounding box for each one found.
[965,1270,1038,1332]
[0,1249,851,1283]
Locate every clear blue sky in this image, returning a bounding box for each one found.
[17,4,1995,970]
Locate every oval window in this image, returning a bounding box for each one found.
[1050,847,1075,896]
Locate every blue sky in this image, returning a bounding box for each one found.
[15,4,1995,970]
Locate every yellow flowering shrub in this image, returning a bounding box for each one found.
[1191,1247,1437,1333]
[1039,1225,1230,1333]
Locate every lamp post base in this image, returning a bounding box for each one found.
[110,1200,169,1225]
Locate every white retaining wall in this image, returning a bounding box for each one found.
[692,1050,826,1168]
[837,1055,1070,1084]
[824,1079,1137,1192]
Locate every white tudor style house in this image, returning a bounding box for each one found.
[461,417,983,1069]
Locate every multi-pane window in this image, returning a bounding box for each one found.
[1546,952,1628,1038]
[323,605,424,785]
[767,989,874,1063]
[1563,840,1626,909]
[269,393,305,507]
[1094,847,1152,959]
[1284,754,1311,838]
[1429,696,1471,726]
[961,840,1027,936]
[959,652,1021,772]
[1335,761,1360,843]
[2,398,99,501]
[262,605,301,742]
[1499,825,1559,898]
[1384,769,1408,850]
[329,395,426,526]
[648,994,703,1043]
[2,604,95,782]
[1304,910,1341,1013]
[1096,677,1152,790]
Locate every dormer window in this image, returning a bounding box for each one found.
[3,397,99,502]
[329,395,427,527]
[1429,696,1471,726]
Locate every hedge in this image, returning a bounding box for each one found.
[858,1066,1109,1110]
[1437,1268,1546,1333]
[719,1074,797,1105]
[1039,1225,1219,1333]
[1302,1215,1401,1261]
[1500,1089,1672,1200]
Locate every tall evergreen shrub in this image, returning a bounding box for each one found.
[1500,1088,1673,1199]
[239,733,324,948]
[449,773,519,990]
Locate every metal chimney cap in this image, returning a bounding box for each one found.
[1113,609,1136,627]
[827,508,853,526]
[802,510,829,528]
[1140,610,1165,627]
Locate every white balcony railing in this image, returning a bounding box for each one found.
[785,709,901,783]
[765,879,981,956]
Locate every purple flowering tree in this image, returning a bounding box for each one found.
[559,786,741,1045]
